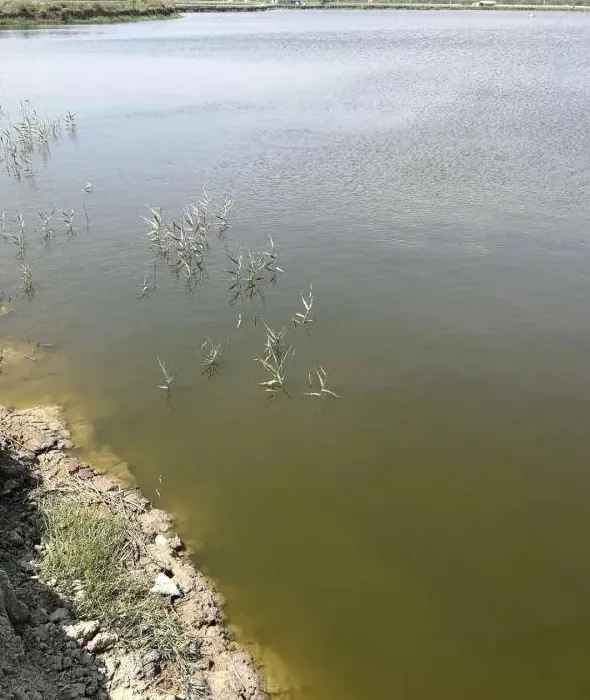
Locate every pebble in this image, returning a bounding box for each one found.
[66,682,87,699]
[49,607,70,623]
[86,631,117,654]
[64,619,100,643]
[142,649,161,664]
[85,681,99,697]
[81,651,94,665]
[29,607,49,626]
[154,534,168,548]
[169,535,184,551]
[8,530,24,546]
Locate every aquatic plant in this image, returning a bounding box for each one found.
[61,208,75,237]
[38,209,56,243]
[304,366,340,399]
[227,236,283,304]
[27,338,54,350]
[0,101,76,179]
[138,263,157,299]
[293,284,314,328]
[156,356,175,396]
[255,320,294,398]
[19,263,35,299]
[143,194,217,290]
[83,203,90,232]
[0,279,10,314]
[200,338,223,378]
[214,193,233,236]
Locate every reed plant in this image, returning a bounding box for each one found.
[200,338,223,378]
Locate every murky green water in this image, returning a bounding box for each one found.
[2,10,590,699]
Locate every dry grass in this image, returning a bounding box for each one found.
[37,498,196,667]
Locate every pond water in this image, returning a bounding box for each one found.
[2,9,590,699]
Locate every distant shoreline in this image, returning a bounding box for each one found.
[1,0,588,27]
[175,1,589,11]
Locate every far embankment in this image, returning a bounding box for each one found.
[1,0,588,24]
[176,0,590,10]
[0,0,176,27]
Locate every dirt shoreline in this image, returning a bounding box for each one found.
[0,403,268,700]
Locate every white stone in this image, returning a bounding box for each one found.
[150,572,182,598]
[154,534,168,548]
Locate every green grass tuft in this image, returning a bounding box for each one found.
[37,499,195,667]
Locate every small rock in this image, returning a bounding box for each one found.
[18,559,35,573]
[150,572,182,598]
[36,625,49,641]
[49,607,70,623]
[57,438,74,450]
[169,535,184,551]
[65,682,87,699]
[81,651,94,665]
[64,620,100,643]
[154,534,168,548]
[14,690,42,700]
[8,530,24,547]
[86,631,117,653]
[91,475,117,492]
[139,508,172,537]
[29,607,49,625]
[147,544,177,573]
[0,569,29,624]
[142,649,161,664]
[142,649,162,679]
[62,656,73,669]
[86,683,98,698]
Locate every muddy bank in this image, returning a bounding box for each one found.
[0,403,268,700]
